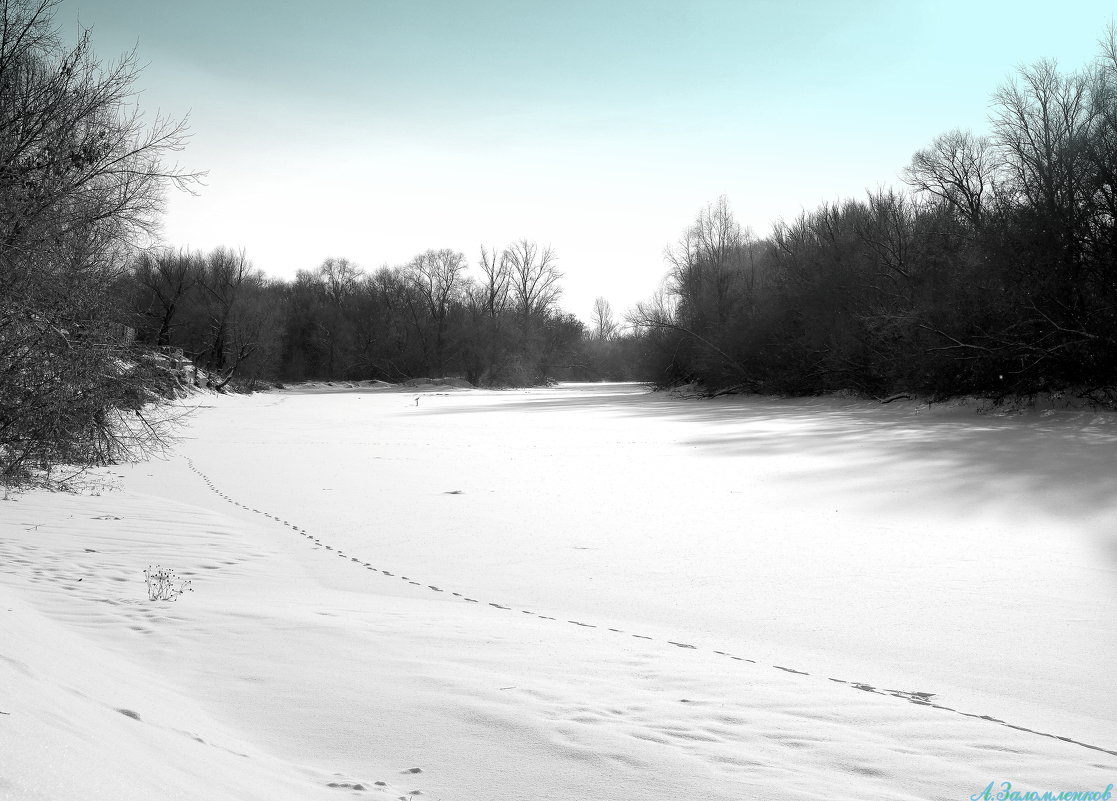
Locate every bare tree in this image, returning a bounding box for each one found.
[472,245,513,382]
[590,296,619,340]
[131,247,204,347]
[317,257,362,306]
[665,196,755,331]
[478,245,511,319]
[505,239,563,320]
[904,129,998,228]
[991,59,1093,222]
[405,248,466,375]
[190,247,259,388]
[627,283,752,387]
[309,257,363,376]
[855,188,917,283]
[0,0,200,488]
[1086,25,1117,265]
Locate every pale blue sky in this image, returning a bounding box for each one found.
[63,1,1116,321]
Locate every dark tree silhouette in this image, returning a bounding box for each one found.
[0,0,198,487]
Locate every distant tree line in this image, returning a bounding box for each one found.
[8,0,1116,492]
[126,240,641,389]
[631,30,1117,401]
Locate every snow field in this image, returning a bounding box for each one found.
[2,383,1114,800]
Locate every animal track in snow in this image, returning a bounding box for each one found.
[183,455,1117,760]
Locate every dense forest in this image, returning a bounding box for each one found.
[632,32,1117,402]
[127,27,1117,403]
[125,242,641,390]
[3,0,1117,488]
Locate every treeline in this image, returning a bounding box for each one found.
[126,241,642,389]
[9,0,1117,491]
[632,31,1117,401]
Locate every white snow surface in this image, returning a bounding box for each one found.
[2,382,1115,800]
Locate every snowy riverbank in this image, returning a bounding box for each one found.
[2,383,1114,800]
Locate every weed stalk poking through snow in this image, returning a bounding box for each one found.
[144,566,193,601]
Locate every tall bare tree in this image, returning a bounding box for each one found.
[478,245,512,319]
[904,129,998,229]
[406,248,466,375]
[187,248,259,387]
[590,296,619,341]
[506,239,563,320]
[131,247,204,347]
[0,0,199,487]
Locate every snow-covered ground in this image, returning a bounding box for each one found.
[2,382,1114,800]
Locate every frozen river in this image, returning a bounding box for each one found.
[182,383,1117,739]
[4,382,1114,800]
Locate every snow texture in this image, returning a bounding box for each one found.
[1,382,1114,800]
